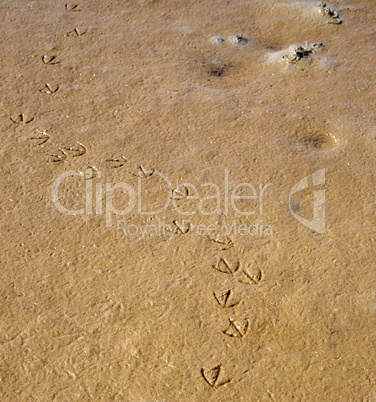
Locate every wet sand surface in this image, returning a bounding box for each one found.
[1,0,376,400]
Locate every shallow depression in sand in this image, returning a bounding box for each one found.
[279,117,340,151]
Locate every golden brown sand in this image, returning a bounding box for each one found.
[1,0,376,400]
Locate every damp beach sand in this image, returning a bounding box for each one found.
[1,0,376,400]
